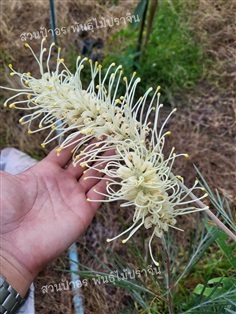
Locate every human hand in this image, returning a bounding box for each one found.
[0,144,109,297]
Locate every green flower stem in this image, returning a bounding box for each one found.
[176,178,236,242]
[162,238,174,314]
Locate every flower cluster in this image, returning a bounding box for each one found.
[1,39,208,265]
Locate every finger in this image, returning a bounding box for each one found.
[66,138,113,180]
[78,149,115,192]
[86,175,110,212]
[46,145,73,167]
[46,135,83,168]
[66,138,100,179]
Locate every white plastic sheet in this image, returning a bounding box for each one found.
[0,148,37,174]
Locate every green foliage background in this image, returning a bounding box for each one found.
[103,0,206,98]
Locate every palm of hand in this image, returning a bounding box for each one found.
[0,146,106,277]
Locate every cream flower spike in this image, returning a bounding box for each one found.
[1,39,209,266]
[88,139,208,266]
[1,38,157,161]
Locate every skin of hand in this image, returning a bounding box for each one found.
[0,145,109,297]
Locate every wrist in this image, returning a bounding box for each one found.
[0,248,35,298]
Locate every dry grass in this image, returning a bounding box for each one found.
[170,88,236,202]
[0,0,235,313]
[184,0,236,92]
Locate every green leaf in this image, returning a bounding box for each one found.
[193,277,236,297]
[131,0,148,30]
[206,225,236,269]
[133,0,148,19]
[225,309,236,313]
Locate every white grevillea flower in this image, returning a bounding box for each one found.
[86,139,208,265]
[1,39,208,266]
[2,38,152,160]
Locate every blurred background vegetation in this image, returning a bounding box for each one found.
[0,0,235,313]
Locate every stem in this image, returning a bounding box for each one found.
[162,238,174,314]
[49,0,57,44]
[177,179,236,242]
[143,0,158,47]
[134,0,149,68]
